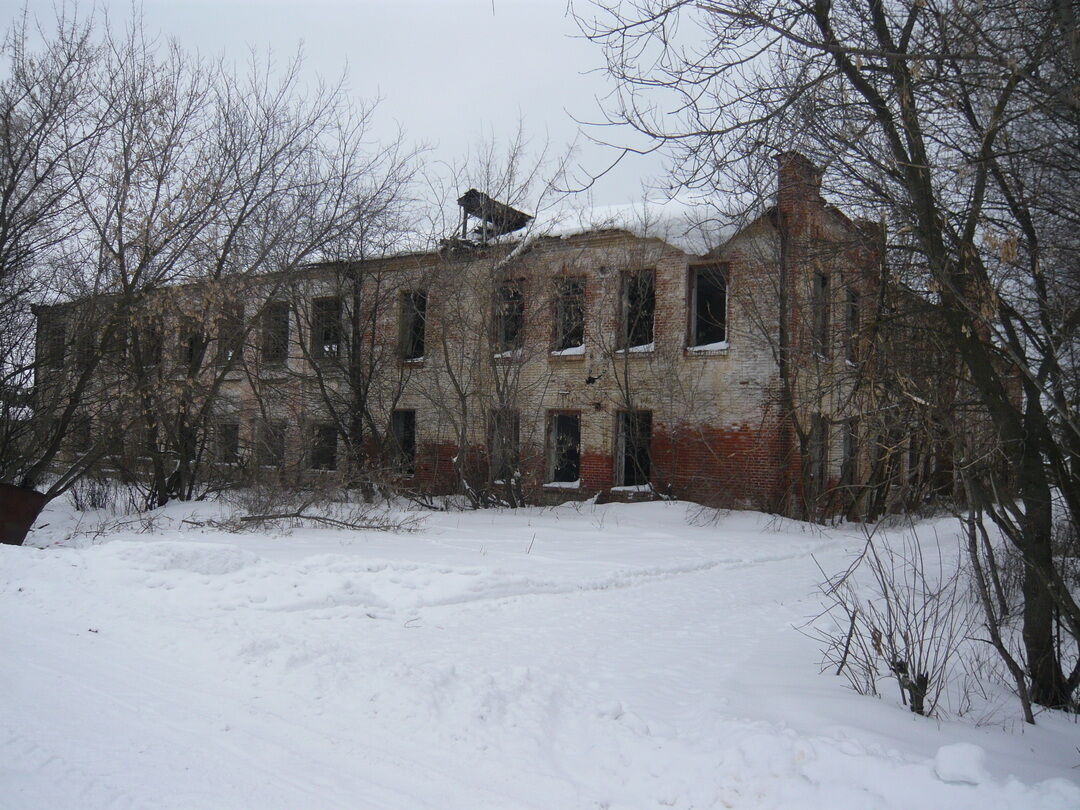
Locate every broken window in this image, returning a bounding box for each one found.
[617,410,652,486]
[553,279,585,352]
[812,272,831,357]
[488,408,520,481]
[621,270,655,349]
[217,421,240,464]
[256,421,285,467]
[37,310,67,368]
[399,291,427,361]
[547,412,581,483]
[262,301,290,365]
[391,409,416,475]
[689,265,727,347]
[311,297,342,360]
[844,287,859,362]
[216,302,244,364]
[310,423,338,470]
[495,280,525,353]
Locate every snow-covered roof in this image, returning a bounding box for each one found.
[527,197,739,257]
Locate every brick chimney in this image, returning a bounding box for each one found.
[776,152,822,221]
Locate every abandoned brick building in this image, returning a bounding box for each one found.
[36,152,931,516]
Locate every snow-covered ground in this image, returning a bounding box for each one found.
[2,499,1077,809]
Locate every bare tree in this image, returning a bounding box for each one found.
[1,10,417,540]
[577,0,1080,709]
[411,128,573,507]
[0,10,113,542]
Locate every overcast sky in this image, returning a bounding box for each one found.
[10,0,666,206]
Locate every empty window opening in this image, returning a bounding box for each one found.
[621,270,655,349]
[262,301,290,365]
[812,272,831,357]
[311,423,338,470]
[311,297,342,360]
[690,265,727,347]
[217,422,240,464]
[181,322,205,369]
[400,291,427,360]
[495,281,524,352]
[488,408,520,481]
[256,421,285,467]
[38,311,67,368]
[553,279,585,351]
[140,327,163,366]
[106,325,128,359]
[547,412,581,483]
[70,417,92,454]
[216,303,244,364]
[391,410,416,475]
[617,411,652,486]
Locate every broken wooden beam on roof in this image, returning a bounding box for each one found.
[457,189,533,239]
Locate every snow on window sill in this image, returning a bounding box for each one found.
[402,356,425,365]
[687,340,729,356]
[610,483,652,493]
[549,345,586,358]
[493,349,523,361]
[615,342,655,355]
[544,479,581,489]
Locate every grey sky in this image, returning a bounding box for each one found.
[9,0,664,205]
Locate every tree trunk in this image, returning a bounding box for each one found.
[1021,490,1069,707]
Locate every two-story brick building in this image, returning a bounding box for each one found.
[37,153,894,516]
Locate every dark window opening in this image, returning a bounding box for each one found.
[488,408,520,481]
[554,279,585,351]
[845,287,859,362]
[262,301,290,365]
[217,422,240,464]
[617,411,652,486]
[70,417,92,453]
[106,325,128,359]
[391,410,416,475]
[808,413,828,496]
[256,421,285,467]
[548,412,581,483]
[400,291,427,360]
[75,321,97,370]
[216,303,244,364]
[141,328,163,366]
[135,423,156,460]
[181,320,205,369]
[38,311,67,368]
[621,270,655,349]
[495,281,525,352]
[812,272,831,357]
[690,265,727,346]
[311,424,338,470]
[311,297,342,360]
